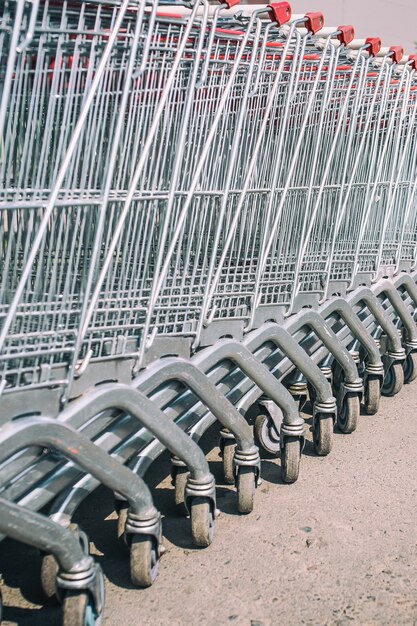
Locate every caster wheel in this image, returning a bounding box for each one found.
[221,439,236,485]
[41,522,81,603]
[382,362,404,396]
[281,436,301,484]
[338,392,359,434]
[236,466,256,514]
[40,553,59,604]
[62,590,100,626]
[254,413,280,455]
[403,351,417,384]
[307,383,316,406]
[313,414,334,456]
[190,497,214,548]
[364,375,381,415]
[174,466,189,516]
[130,535,160,588]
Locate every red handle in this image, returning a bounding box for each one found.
[267,2,292,26]
[365,37,381,56]
[304,12,324,34]
[389,46,404,63]
[219,0,240,8]
[337,25,354,46]
[408,54,417,70]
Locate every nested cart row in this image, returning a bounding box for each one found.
[1,1,417,624]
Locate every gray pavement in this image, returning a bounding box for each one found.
[2,381,417,625]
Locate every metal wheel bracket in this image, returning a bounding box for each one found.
[259,399,283,429]
[279,424,305,452]
[382,353,406,377]
[124,509,164,556]
[288,382,308,396]
[279,433,305,454]
[185,474,217,516]
[312,398,337,419]
[336,380,363,407]
[56,561,105,618]
[364,362,385,378]
[312,410,337,429]
[363,370,384,394]
[233,447,261,485]
[386,349,406,361]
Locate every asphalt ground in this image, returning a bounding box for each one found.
[2,380,417,626]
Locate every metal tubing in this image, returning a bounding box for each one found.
[346,287,406,357]
[137,358,256,452]
[283,310,361,385]
[318,297,384,370]
[187,339,304,435]
[243,323,334,406]
[373,279,417,345]
[0,418,156,517]
[57,384,211,482]
[0,498,91,574]
[392,273,417,309]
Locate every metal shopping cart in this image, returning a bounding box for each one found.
[2,1,417,624]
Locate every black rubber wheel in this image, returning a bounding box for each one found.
[190,497,214,548]
[40,553,59,604]
[313,414,334,456]
[236,466,256,514]
[338,392,359,434]
[281,436,301,484]
[364,375,381,415]
[130,535,159,588]
[382,362,404,397]
[254,413,280,455]
[403,351,417,384]
[62,591,98,626]
[222,439,236,485]
[174,466,189,516]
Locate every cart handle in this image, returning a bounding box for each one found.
[347,37,381,56]
[314,25,355,45]
[221,0,241,8]
[396,54,417,69]
[291,12,324,34]
[375,46,404,63]
[407,54,417,70]
[267,2,292,26]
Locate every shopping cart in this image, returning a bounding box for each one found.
[2,0,417,624]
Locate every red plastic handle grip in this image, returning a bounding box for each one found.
[219,0,240,8]
[267,2,292,26]
[337,25,354,46]
[389,46,404,63]
[365,37,381,56]
[408,54,417,70]
[304,12,324,34]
